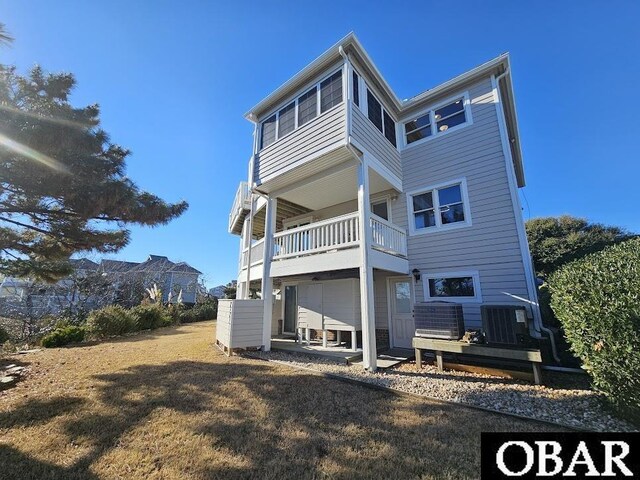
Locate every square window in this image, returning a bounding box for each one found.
[320,70,342,113]
[367,90,383,133]
[409,181,469,233]
[298,87,317,127]
[261,114,276,149]
[278,102,296,138]
[371,200,389,220]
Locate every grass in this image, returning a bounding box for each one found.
[0,321,562,479]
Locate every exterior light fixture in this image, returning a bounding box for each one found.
[412,268,421,282]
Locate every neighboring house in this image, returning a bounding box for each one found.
[209,285,227,299]
[0,255,202,317]
[101,255,202,304]
[223,33,544,370]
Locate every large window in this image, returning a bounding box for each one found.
[320,70,343,113]
[407,179,470,234]
[278,102,296,138]
[367,89,396,147]
[297,87,317,126]
[403,95,470,146]
[423,271,481,303]
[259,69,343,150]
[260,114,277,149]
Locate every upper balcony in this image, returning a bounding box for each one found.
[228,181,251,235]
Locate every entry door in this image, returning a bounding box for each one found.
[283,285,297,334]
[390,278,415,348]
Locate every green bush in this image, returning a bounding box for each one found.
[86,305,137,338]
[131,304,172,330]
[179,299,217,323]
[549,238,640,423]
[41,325,86,348]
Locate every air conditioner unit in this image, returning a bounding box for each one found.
[414,302,465,340]
[481,305,532,348]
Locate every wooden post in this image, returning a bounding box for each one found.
[435,351,443,372]
[261,197,277,351]
[532,363,542,385]
[357,155,377,371]
[415,348,422,370]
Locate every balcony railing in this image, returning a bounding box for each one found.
[228,181,250,233]
[370,215,408,257]
[273,212,360,260]
[240,237,265,269]
[272,212,407,260]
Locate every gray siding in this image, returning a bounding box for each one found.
[255,103,346,185]
[351,105,402,179]
[297,279,361,330]
[397,77,529,327]
[216,299,263,349]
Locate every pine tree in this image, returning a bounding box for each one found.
[0,64,188,281]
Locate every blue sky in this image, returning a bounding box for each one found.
[1,1,639,287]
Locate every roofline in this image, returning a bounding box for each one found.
[244,32,402,121]
[401,53,509,110]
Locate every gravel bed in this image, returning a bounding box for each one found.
[245,350,636,432]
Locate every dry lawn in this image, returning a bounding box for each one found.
[0,321,561,479]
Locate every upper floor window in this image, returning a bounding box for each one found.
[261,114,277,149]
[407,178,471,234]
[278,102,296,138]
[367,89,397,147]
[352,71,360,107]
[403,95,471,146]
[320,70,343,113]
[259,68,343,151]
[297,87,317,126]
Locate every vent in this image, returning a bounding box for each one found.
[481,305,530,348]
[414,302,465,340]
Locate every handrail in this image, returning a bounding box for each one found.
[229,181,249,231]
[370,214,407,257]
[273,212,360,260]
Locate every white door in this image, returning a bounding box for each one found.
[390,278,415,348]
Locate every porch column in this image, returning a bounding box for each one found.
[357,154,377,371]
[261,196,277,351]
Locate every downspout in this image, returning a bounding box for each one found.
[495,68,560,363]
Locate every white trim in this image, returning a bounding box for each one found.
[491,74,543,325]
[422,270,482,304]
[400,91,473,150]
[406,177,472,236]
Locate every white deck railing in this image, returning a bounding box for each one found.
[228,181,250,232]
[240,237,265,269]
[272,212,408,260]
[273,212,360,260]
[370,215,408,257]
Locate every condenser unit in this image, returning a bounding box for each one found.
[481,305,532,348]
[414,302,465,340]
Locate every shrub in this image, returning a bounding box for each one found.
[86,305,137,338]
[131,304,172,330]
[549,238,640,423]
[41,325,85,348]
[0,325,9,344]
[179,299,217,323]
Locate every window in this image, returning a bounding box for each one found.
[383,110,397,147]
[320,70,342,113]
[352,71,360,107]
[403,96,470,146]
[423,271,481,303]
[278,102,296,137]
[367,89,397,147]
[297,87,317,126]
[258,69,345,151]
[371,199,389,221]
[407,179,470,234]
[261,114,276,149]
[367,89,383,132]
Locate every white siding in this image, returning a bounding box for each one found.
[351,106,402,179]
[296,279,360,331]
[397,77,530,327]
[216,299,263,349]
[255,103,346,185]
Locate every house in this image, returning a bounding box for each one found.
[100,255,202,304]
[0,255,202,317]
[221,33,546,371]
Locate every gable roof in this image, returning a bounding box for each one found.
[69,258,100,271]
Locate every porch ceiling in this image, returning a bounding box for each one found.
[251,198,311,238]
[279,165,396,211]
